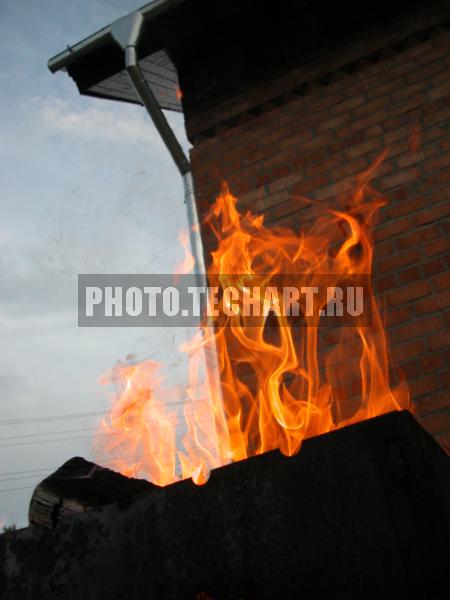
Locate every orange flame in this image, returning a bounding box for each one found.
[95,158,409,485]
[174,229,195,276]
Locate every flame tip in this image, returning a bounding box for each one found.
[94,154,408,485]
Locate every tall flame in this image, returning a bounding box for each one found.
[95,158,409,485]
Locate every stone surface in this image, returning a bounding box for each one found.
[29,457,155,529]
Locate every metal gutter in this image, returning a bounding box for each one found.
[48,0,187,73]
[48,26,111,73]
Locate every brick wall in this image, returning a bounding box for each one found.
[185,7,450,450]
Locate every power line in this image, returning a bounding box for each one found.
[0,447,184,479]
[0,461,155,494]
[0,485,34,494]
[0,466,56,478]
[0,473,52,484]
[0,398,204,426]
[0,416,215,447]
[0,457,142,482]
[0,411,104,426]
[0,452,215,493]
[0,432,120,449]
[0,427,98,442]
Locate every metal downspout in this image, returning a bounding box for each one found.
[110,12,206,288]
[110,12,224,419]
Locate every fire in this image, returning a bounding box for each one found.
[175,86,183,101]
[174,229,195,276]
[94,158,409,485]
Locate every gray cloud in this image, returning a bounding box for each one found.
[0,0,195,527]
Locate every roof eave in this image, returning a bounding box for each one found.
[47,0,187,74]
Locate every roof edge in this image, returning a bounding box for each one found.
[47,0,187,73]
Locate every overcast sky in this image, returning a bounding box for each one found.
[0,0,192,527]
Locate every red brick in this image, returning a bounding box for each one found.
[331,94,367,116]
[352,96,387,118]
[423,153,450,173]
[409,374,441,398]
[375,218,411,242]
[291,175,329,196]
[388,93,427,117]
[435,432,450,454]
[398,266,422,284]
[393,314,443,343]
[376,240,395,259]
[268,200,300,221]
[338,109,389,137]
[396,151,427,168]
[379,167,419,190]
[312,178,354,201]
[267,173,300,195]
[391,81,428,104]
[418,390,450,418]
[301,131,337,151]
[405,58,446,85]
[386,280,432,306]
[390,339,425,364]
[423,104,450,126]
[427,331,450,352]
[425,122,450,144]
[423,167,450,189]
[316,114,348,133]
[383,305,414,326]
[422,257,445,277]
[188,28,450,432]
[431,67,450,87]
[416,289,450,315]
[383,126,411,145]
[379,58,418,81]
[376,249,421,274]
[396,224,441,251]
[419,354,446,373]
[424,238,448,257]
[413,201,450,226]
[428,80,450,100]
[368,79,403,100]
[440,370,450,389]
[329,157,368,179]
[344,137,383,160]
[398,360,420,379]
[375,274,397,293]
[419,410,450,436]
[388,138,418,161]
[415,40,450,67]
[305,155,342,178]
[433,272,450,291]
